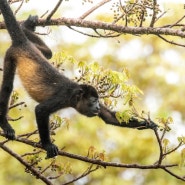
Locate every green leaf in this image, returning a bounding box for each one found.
[78,61,85,68]
[115,110,131,124]
[163,138,169,147]
[179,148,185,168]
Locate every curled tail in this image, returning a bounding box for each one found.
[0,0,27,45]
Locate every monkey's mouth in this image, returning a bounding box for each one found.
[92,110,100,116]
[87,111,100,117]
[93,112,99,115]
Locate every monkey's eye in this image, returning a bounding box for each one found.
[89,97,98,103]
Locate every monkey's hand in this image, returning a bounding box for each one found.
[99,104,158,130]
[22,15,38,31]
[43,143,59,159]
[137,119,158,130]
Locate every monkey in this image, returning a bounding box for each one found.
[21,16,52,60]
[0,0,157,158]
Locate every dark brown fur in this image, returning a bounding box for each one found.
[0,0,157,158]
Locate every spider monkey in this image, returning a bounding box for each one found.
[0,0,157,158]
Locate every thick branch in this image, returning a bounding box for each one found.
[0,142,53,185]
[0,132,178,170]
[0,130,184,182]
[0,17,185,38]
[40,18,185,38]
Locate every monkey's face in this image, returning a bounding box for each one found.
[76,96,100,117]
[87,96,100,117]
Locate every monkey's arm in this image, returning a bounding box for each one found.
[22,15,52,59]
[98,104,157,130]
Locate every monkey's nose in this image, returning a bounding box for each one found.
[96,106,100,113]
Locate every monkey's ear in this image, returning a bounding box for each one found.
[79,84,98,98]
[79,84,89,93]
[80,84,95,99]
[70,89,84,105]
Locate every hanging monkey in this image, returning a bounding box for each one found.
[0,0,157,158]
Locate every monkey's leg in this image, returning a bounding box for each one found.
[35,98,64,158]
[22,15,52,59]
[0,54,16,139]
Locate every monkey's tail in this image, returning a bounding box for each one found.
[0,0,27,45]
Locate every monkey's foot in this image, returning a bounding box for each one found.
[4,129,15,140]
[3,127,15,140]
[43,143,59,159]
[23,15,38,31]
[0,121,15,140]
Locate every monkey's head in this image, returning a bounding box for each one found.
[72,84,100,117]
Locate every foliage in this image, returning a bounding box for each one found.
[0,51,184,184]
[111,0,161,26]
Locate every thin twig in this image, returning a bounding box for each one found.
[155,10,168,24]
[139,10,145,27]
[9,0,22,4]
[63,165,99,185]
[14,0,24,15]
[158,35,185,47]
[46,0,63,21]
[160,128,166,141]
[162,167,185,181]
[68,26,121,38]
[8,116,23,121]
[18,129,38,138]
[160,24,185,28]
[9,101,25,110]
[154,129,163,165]
[79,0,111,19]
[94,28,122,37]
[68,26,101,38]
[164,142,183,156]
[21,150,42,157]
[112,13,125,24]
[169,15,185,28]
[41,160,55,174]
[40,10,49,18]
[150,0,157,27]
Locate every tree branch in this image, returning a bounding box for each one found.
[162,167,185,181]
[0,132,180,170]
[149,0,157,27]
[37,17,185,39]
[0,16,185,46]
[158,35,185,47]
[62,165,99,185]
[79,0,111,19]
[0,17,183,39]
[0,142,53,185]
[13,0,24,15]
[154,129,163,165]
[0,127,184,182]
[46,0,63,21]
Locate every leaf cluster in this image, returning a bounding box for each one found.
[111,0,161,26]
